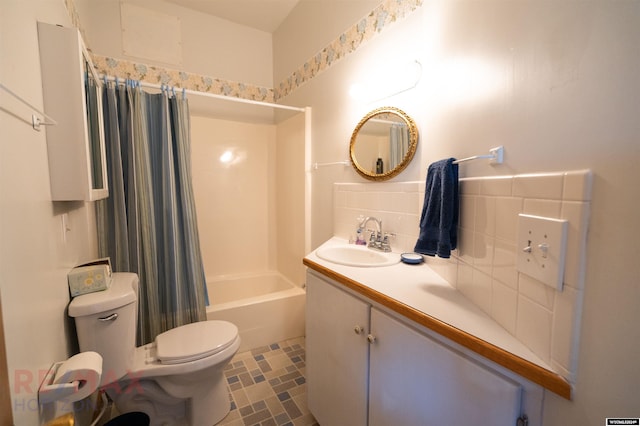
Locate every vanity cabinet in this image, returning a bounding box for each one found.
[37,22,108,201]
[369,309,522,425]
[306,271,542,426]
[306,270,370,426]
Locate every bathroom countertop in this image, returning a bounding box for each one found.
[303,237,571,400]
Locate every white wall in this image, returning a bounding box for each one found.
[276,1,640,424]
[0,1,100,424]
[75,0,274,87]
[272,0,380,84]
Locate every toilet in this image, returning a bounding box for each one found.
[68,272,240,426]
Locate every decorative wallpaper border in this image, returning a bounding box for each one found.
[275,0,423,100]
[64,0,82,34]
[91,55,276,103]
[66,0,423,104]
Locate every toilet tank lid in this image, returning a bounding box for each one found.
[68,272,137,317]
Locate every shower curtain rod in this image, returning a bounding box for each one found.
[101,75,306,113]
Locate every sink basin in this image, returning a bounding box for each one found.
[315,245,400,267]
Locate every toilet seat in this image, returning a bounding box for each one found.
[155,321,238,365]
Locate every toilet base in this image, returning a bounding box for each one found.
[189,373,231,426]
[107,375,232,426]
[107,379,187,426]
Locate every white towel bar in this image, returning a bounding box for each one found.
[453,146,504,165]
[313,161,350,170]
[0,82,57,131]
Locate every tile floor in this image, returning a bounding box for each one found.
[217,337,318,426]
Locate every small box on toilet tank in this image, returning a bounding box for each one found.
[68,259,112,297]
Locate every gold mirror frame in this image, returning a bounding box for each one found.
[349,106,418,181]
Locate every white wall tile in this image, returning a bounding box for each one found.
[475,196,496,237]
[473,232,494,276]
[459,178,481,195]
[425,256,455,286]
[561,201,590,290]
[551,286,582,382]
[332,169,590,382]
[391,191,420,215]
[470,270,493,315]
[334,189,347,208]
[492,239,518,289]
[378,192,394,212]
[513,173,564,200]
[404,213,420,236]
[563,170,593,201]
[456,260,474,296]
[519,273,556,311]
[494,197,523,242]
[491,280,518,335]
[346,190,360,209]
[480,176,513,196]
[459,195,476,231]
[517,295,553,364]
[522,199,562,218]
[457,227,475,265]
[364,191,381,210]
[405,191,421,215]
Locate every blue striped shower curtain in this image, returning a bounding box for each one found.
[96,82,207,345]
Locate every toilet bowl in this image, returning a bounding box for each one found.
[69,272,240,426]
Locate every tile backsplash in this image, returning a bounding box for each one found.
[333,169,592,383]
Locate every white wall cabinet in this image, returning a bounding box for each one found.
[306,271,543,426]
[37,22,108,201]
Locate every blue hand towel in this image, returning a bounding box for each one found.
[414,158,459,258]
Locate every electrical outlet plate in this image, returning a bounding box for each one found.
[516,214,568,291]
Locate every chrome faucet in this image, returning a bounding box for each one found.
[358,216,392,252]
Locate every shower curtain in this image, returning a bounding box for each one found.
[96,81,208,345]
[389,122,409,170]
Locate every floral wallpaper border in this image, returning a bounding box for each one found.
[64,0,82,35]
[91,55,276,102]
[275,0,423,101]
[66,0,423,104]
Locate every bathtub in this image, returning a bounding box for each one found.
[205,271,306,352]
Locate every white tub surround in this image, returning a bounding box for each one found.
[304,237,571,400]
[206,272,306,352]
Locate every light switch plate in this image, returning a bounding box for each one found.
[517,214,568,291]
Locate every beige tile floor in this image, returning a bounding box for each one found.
[217,337,318,426]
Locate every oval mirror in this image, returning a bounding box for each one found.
[349,107,418,181]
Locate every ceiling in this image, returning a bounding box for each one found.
[164,0,302,33]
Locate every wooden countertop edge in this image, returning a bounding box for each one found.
[303,258,572,400]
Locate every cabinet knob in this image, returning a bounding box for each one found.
[367,334,377,344]
[354,325,364,335]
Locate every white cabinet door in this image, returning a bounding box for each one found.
[369,308,522,426]
[306,272,370,426]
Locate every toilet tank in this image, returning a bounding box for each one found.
[69,272,138,386]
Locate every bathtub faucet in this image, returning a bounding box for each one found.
[358,216,391,252]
